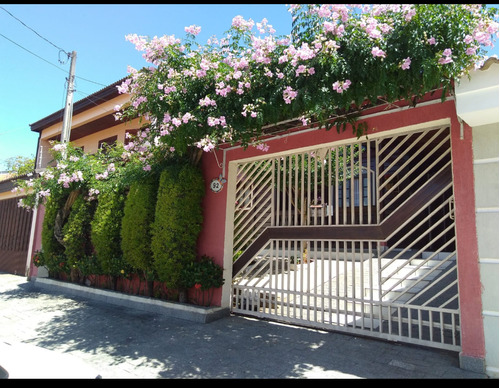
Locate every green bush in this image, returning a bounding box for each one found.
[77,254,102,278]
[180,255,224,290]
[32,249,68,276]
[62,192,95,276]
[180,255,224,306]
[121,174,158,278]
[40,193,67,276]
[152,163,205,291]
[91,188,127,277]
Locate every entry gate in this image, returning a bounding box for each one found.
[230,125,461,351]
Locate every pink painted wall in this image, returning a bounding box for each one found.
[449,120,485,359]
[196,97,485,358]
[27,204,45,279]
[197,148,228,306]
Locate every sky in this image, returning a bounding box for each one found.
[0,4,294,170]
[0,4,498,171]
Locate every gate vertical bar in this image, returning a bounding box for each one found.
[358,142,363,225]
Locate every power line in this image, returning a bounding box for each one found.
[0,6,70,59]
[0,32,107,88]
[0,32,67,73]
[0,6,111,90]
[75,76,107,87]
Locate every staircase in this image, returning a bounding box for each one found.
[363,251,457,325]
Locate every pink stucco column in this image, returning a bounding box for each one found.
[27,204,45,279]
[450,118,486,371]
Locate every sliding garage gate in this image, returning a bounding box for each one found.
[0,197,33,275]
[230,125,460,351]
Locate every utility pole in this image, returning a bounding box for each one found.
[60,51,77,156]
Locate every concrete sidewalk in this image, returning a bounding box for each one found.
[0,273,489,379]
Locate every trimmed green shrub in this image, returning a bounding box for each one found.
[180,255,224,290]
[151,163,205,292]
[121,174,158,278]
[180,255,224,306]
[91,188,127,277]
[41,192,67,275]
[62,192,95,280]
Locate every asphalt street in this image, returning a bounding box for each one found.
[0,272,491,379]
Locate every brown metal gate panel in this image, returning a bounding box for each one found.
[0,197,33,275]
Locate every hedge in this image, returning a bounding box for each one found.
[151,163,205,291]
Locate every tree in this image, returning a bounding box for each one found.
[4,155,35,177]
[116,4,498,169]
[14,5,498,211]
[40,191,68,277]
[62,192,95,283]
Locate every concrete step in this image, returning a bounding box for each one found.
[369,254,456,304]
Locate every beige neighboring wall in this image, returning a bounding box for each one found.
[39,93,130,141]
[36,92,141,169]
[0,189,18,201]
[472,122,499,379]
[72,119,141,154]
[456,57,499,378]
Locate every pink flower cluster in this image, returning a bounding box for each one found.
[199,96,217,107]
[115,3,498,164]
[360,17,393,39]
[58,171,83,188]
[371,46,386,58]
[87,188,100,201]
[332,80,351,93]
[255,142,270,152]
[401,57,411,70]
[195,135,216,152]
[241,104,258,118]
[438,49,453,65]
[125,33,181,65]
[207,116,227,127]
[283,86,298,104]
[185,25,201,36]
[231,15,255,31]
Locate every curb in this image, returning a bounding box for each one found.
[32,277,230,323]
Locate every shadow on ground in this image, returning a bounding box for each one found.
[0,274,487,379]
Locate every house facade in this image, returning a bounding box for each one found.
[454,57,499,377]
[2,59,496,377]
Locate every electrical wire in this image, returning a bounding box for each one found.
[74,90,120,115]
[0,6,107,87]
[0,32,67,74]
[0,32,108,88]
[75,76,107,87]
[0,6,70,58]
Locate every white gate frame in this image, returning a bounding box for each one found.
[222,119,460,351]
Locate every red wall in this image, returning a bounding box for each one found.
[197,97,484,359]
[449,120,485,359]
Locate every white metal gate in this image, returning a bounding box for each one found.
[230,125,460,351]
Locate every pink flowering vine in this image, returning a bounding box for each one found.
[283,86,298,104]
[439,49,453,64]
[401,57,411,70]
[371,46,387,58]
[109,4,498,170]
[332,80,351,93]
[12,4,500,211]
